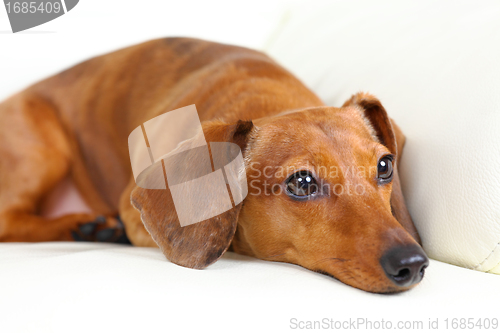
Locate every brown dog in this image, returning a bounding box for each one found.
[0,37,428,293]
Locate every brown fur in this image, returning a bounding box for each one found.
[0,38,422,293]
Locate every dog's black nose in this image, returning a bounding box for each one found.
[380,245,429,288]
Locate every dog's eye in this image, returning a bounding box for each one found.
[377,155,394,182]
[286,171,318,197]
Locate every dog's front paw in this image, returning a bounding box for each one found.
[72,216,131,244]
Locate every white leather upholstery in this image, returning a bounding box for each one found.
[265,0,500,273]
[1,243,499,332]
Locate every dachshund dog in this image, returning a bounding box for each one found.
[0,38,428,293]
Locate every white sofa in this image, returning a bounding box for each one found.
[1,1,499,332]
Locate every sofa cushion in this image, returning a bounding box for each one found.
[1,242,499,332]
[265,0,500,273]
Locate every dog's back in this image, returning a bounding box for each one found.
[4,38,321,210]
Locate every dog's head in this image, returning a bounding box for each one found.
[131,92,428,293]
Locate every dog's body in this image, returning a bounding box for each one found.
[0,38,428,293]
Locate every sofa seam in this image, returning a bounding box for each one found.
[474,241,500,270]
[487,260,500,273]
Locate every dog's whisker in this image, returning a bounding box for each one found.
[311,257,350,267]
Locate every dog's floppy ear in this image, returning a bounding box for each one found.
[131,119,254,269]
[343,93,421,244]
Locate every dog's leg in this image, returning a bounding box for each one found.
[0,94,118,242]
[118,179,157,247]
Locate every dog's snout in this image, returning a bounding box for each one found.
[380,245,429,288]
